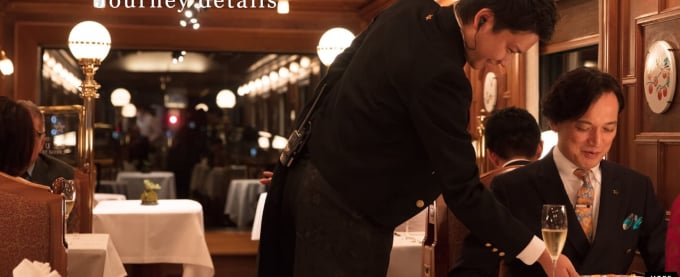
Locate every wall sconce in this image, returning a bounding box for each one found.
[68,20,111,232]
[0,50,14,76]
[317,27,355,66]
[277,0,289,14]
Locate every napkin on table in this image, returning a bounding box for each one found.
[12,259,61,277]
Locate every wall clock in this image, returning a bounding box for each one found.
[643,40,676,114]
[483,72,498,112]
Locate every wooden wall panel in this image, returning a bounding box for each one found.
[664,0,680,10]
[635,12,680,133]
[632,139,659,193]
[550,0,598,45]
[660,141,680,209]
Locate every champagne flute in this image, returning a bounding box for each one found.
[63,179,76,220]
[541,204,567,277]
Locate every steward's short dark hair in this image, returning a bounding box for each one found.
[542,67,624,124]
[456,0,559,43]
[485,107,541,160]
[0,96,35,176]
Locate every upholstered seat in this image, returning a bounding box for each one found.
[0,179,67,276]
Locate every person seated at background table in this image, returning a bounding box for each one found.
[462,67,665,276]
[16,100,74,187]
[450,106,543,276]
[0,96,37,180]
[479,107,543,186]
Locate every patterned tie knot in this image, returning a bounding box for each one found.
[573,168,591,183]
[573,168,594,241]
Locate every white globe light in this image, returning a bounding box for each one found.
[317,27,355,66]
[216,89,236,108]
[110,88,131,107]
[121,103,137,118]
[68,21,111,61]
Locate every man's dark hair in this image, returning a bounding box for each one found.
[456,0,559,43]
[485,107,541,160]
[542,67,624,124]
[0,96,35,176]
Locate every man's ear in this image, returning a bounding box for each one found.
[534,141,544,161]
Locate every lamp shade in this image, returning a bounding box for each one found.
[121,103,137,118]
[0,50,14,75]
[317,27,355,66]
[68,21,111,61]
[110,88,131,107]
[216,89,236,108]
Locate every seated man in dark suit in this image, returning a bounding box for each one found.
[460,67,665,276]
[479,107,543,186]
[17,100,74,186]
[450,107,543,276]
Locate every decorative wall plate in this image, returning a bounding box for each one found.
[643,40,676,114]
[483,72,497,112]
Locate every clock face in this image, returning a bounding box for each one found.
[483,72,498,112]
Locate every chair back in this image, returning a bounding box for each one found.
[422,165,523,277]
[69,167,94,233]
[0,183,67,276]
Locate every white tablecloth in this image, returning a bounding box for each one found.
[93,193,127,207]
[224,179,266,228]
[93,200,214,277]
[115,171,176,200]
[66,233,127,277]
[387,232,424,277]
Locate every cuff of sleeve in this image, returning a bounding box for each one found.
[516,236,545,265]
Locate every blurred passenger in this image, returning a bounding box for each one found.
[0,96,35,177]
[666,196,680,273]
[16,100,74,187]
[480,107,543,185]
[465,67,665,276]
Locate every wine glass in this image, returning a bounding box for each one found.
[541,204,567,277]
[62,179,76,221]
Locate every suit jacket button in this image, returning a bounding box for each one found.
[492,248,498,252]
[416,200,425,208]
[431,171,436,175]
[499,252,506,257]
[626,249,632,254]
[485,243,492,247]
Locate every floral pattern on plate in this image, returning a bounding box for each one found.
[643,40,676,114]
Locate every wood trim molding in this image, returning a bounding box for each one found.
[540,34,599,55]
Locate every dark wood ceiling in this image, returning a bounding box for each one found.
[1,0,395,104]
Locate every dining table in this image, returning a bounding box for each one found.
[115,171,176,200]
[66,233,127,277]
[92,199,214,277]
[224,179,266,229]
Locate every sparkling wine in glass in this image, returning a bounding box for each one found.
[541,204,567,277]
[63,179,76,220]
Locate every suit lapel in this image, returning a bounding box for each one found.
[534,154,590,259]
[583,161,623,262]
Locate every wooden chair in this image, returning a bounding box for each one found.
[0,181,67,276]
[423,166,522,277]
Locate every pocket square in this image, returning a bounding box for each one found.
[622,213,643,230]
